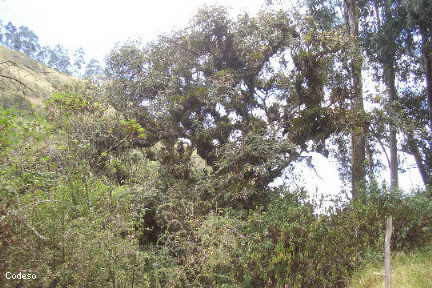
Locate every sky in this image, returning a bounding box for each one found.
[0,0,264,61]
[0,0,424,196]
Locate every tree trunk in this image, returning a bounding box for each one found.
[344,0,366,198]
[407,134,430,187]
[381,1,399,191]
[389,119,399,190]
[421,30,432,134]
[383,59,399,190]
[419,28,432,188]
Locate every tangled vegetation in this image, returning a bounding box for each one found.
[0,85,430,287]
[1,1,432,287]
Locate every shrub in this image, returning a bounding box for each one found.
[231,188,432,288]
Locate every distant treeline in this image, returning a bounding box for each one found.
[0,20,103,78]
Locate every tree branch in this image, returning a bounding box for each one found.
[0,60,35,92]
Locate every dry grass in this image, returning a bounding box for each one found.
[349,246,432,288]
[0,45,78,108]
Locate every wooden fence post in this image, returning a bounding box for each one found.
[385,216,393,288]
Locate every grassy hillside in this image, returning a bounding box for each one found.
[350,246,432,288]
[0,45,78,108]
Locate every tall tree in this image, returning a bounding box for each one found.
[15,26,40,57]
[344,0,366,197]
[0,19,79,76]
[83,58,103,79]
[399,0,432,188]
[382,0,400,190]
[404,0,432,132]
[3,22,17,49]
[362,0,405,190]
[72,47,85,76]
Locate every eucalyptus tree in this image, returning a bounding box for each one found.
[83,58,103,79]
[403,0,432,130]
[71,47,85,76]
[367,0,432,189]
[306,0,368,197]
[0,19,97,77]
[0,22,40,57]
[362,0,432,189]
[360,0,409,190]
[342,0,368,197]
[401,0,432,188]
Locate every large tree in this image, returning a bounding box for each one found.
[105,6,348,206]
[306,0,369,197]
[402,0,432,187]
[344,0,367,197]
[361,0,407,190]
[404,0,432,131]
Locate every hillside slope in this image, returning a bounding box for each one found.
[0,45,78,108]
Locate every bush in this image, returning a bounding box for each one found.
[229,188,432,288]
[0,108,15,150]
[153,187,432,288]
[2,86,431,288]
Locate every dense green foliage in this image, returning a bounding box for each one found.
[0,89,431,287]
[1,1,432,287]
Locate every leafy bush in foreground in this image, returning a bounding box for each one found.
[132,188,432,288]
[1,95,431,287]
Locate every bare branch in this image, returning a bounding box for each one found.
[0,73,29,87]
[0,59,35,92]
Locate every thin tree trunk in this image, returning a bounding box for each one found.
[389,125,398,189]
[383,62,399,190]
[381,0,399,191]
[421,31,432,134]
[419,29,432,188]
[366,137,376,184]
[374,0,398,189]
[344,0,366,198]
[407,134,430,187]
